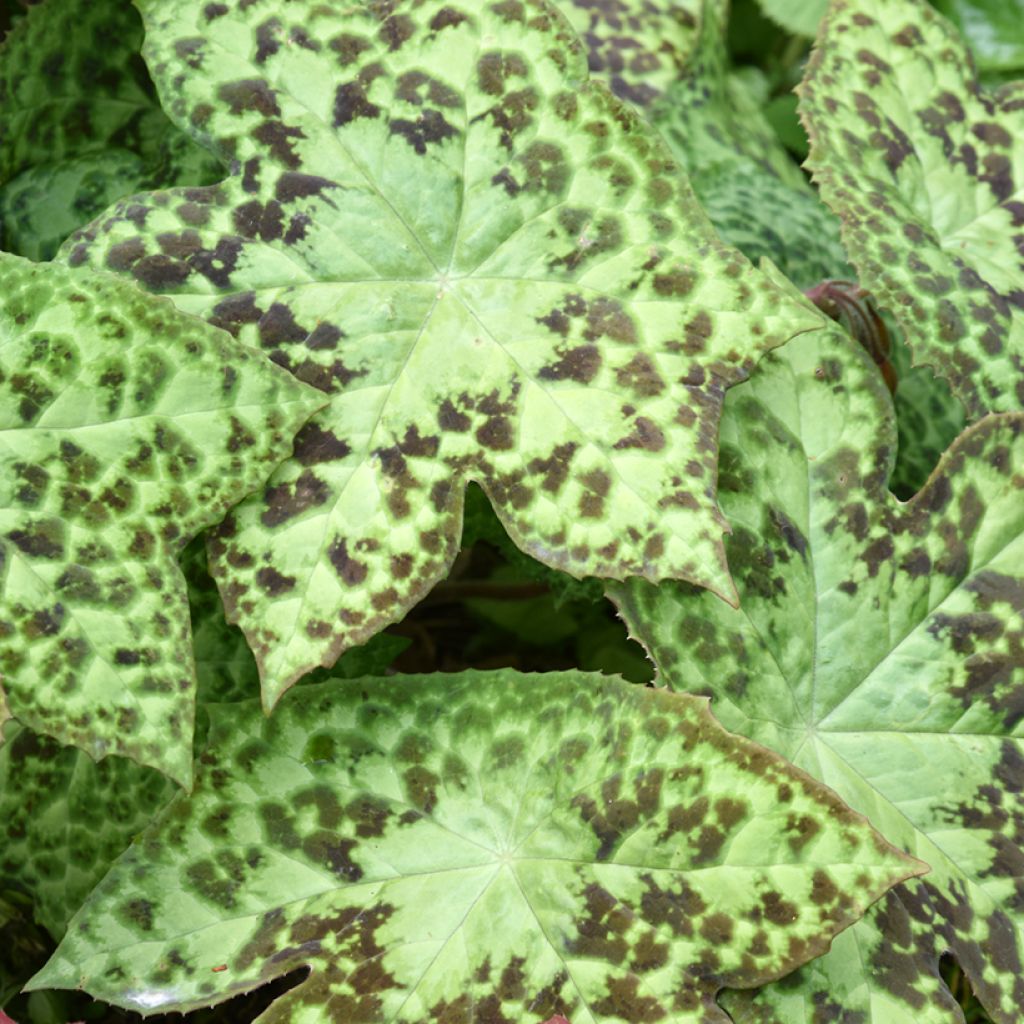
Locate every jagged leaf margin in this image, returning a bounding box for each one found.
[613,305,1024,1022]
[31,671,919,1023]
[61,0,817,701]
[0,253,323,785]
[799,0,1024,418]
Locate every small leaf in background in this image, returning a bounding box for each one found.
[31,672,919,1023]
[0,0,222,261]
[799,0,1024,418]
[63,0,818,702]
[931,0,1024,77]
[614,314,1024,1022]
[0,253,323,785]
[650,0,850,286]
[754,0,828,37]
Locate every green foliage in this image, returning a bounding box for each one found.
[0,253,323,784]
[33,672,916,1021]
[0,0,222,261]
[1,1,1022,1023]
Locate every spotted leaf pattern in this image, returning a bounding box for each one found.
[556,0,700,108]
[0,253,323,785]
[0,723,175,941]
[30,672,919,1023]
[799,0,1024,418]
[613,313,1024,1022]
[61,0,817,701]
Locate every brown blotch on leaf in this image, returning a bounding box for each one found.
[538,344,601,383]
[256,566,296,596]
[261,470,331,526]
[328,538,368,585]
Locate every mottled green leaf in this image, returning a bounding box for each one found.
[557,0,700,107]
[0,722,175,940]
[0,253,323,785]
[613,310,1024,1022]
[0,0,221,259]
[799,0,1024,418]
[62,0,817,701]
[931,0,1024,75]
[649,0,849,286]
[31,672,919,1023]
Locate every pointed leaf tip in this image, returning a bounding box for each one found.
[61,0,818,697]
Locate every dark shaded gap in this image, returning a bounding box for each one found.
[938,952,996,1023]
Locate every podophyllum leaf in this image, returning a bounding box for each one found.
[62,0,818,700]
[556,0,700,108]
[799,0,1024,418]
[648,0,849,286]
[0,722,175,940]
[931,0,1024,75]
[0,152,149,263]
[613,314,1024,1022]
[754,0,827,36]
[889,327,967,499]
[30,672,920,1023]
[0,253,323,785]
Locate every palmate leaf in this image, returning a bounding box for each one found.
[62,0,817,702]
[0,253,323,786]
[0,723,175,941]
[30,672,920,1023]
[799,0,1024,418]
[613,310,1024,1021]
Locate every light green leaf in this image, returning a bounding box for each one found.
[31,671,919,1023]
[799,0,1024,418]
[754,0,828,36]
[0,253,324,785]
[649,0,850,286]
[931,0,1024,75]
[556,0,700,107]
[62,0,817,702]
[0,722,175,940]
[613,313,1024,1022]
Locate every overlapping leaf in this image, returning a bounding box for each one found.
[800,0,1024,418]
[31,671,919,1023]
[0,0,222,261]
[613,310,1024,1022]
[0,253,323,785]
[649,0,849,286]
[62,0,817,700]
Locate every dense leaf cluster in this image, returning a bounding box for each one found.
[0,1,1022,1023]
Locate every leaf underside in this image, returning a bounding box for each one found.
[0,253,322,785]
[799,0,1024,418]
[614,318,1024,1022]
[31,671,918,1024]
[60,0,817,702]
